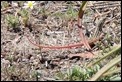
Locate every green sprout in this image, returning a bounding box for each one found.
[19,9,29,27]
[6,14,19,28]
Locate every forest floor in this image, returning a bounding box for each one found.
[1,1,121,81]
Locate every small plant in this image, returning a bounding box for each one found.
[54,44,121,81]
[87,45,121,81]
[19,1,36,27]
[65,4,77,20]
[19,9,29,27]
[55,65,100,81]
[6,14,19,28]
[51,3,77,22]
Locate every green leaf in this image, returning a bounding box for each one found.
[102,67,121,76]
[89,55,121,81]
[110,75,121,81]
[6,14,19,28]
[87,45,121,67]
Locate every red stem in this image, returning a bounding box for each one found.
[25,33,103,49]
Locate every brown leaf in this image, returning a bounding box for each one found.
[68,51,97,59]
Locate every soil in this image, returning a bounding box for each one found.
[1,1,121,81]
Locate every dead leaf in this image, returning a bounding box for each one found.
[68,51,99,59]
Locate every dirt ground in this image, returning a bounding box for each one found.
[1,1,121,81]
